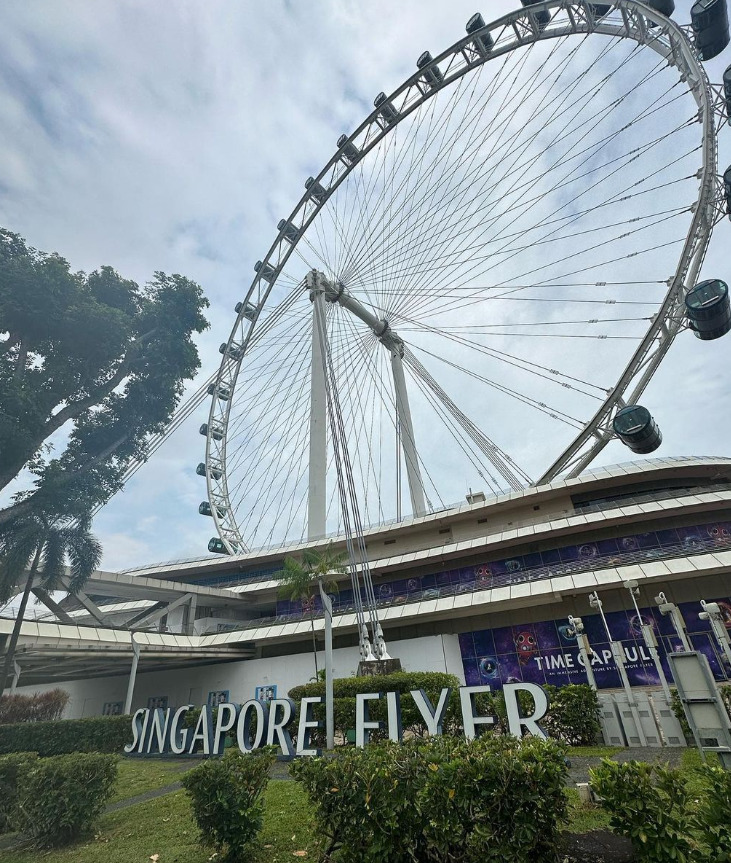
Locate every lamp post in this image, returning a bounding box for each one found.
[623,580,671,701]
[567,615,598,690]
[699,600,731,668]
[655,592,692,651]
[589,591,647,746]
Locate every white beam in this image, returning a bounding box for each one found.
[391,348,427,517]
[308,272,328,541]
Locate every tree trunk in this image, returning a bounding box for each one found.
[0,546,42,699]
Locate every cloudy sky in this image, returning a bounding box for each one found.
[1,0,730,572]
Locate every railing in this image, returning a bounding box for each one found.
[212,532,731,633]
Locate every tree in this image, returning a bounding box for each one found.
[277,545,346,676]
[0,513,102,697]
[0,228,209,523]
[278,544,346,749]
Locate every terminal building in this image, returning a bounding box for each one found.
[3,455,731,720]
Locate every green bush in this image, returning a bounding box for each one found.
[590,759,697,863]
[541,684,600,745]
[669,689,693,740]
[182,748,276,861]
[14,752,118,847]
[291,735,569,863]
[694,763,731,862]
[0,752,38,833]
[0,714,130,756]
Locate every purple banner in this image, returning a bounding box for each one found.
[459,597,731,689]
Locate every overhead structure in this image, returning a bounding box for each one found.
[199,0,729,570]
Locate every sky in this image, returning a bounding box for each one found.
[1,0,731,572]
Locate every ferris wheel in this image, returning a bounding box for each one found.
[199,0,731,558]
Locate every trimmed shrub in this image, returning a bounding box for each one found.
[182,748,276,861]
[291,735,569,863]
[14,752,118,847]
[0,714,130,756]
[541,684,600,745]
[590,759,697,863]
[694,763,731,862]
[0,690,69,724]
[0,752,38,833]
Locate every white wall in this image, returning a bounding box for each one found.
[15,633,462,719]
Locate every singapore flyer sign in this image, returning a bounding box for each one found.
[125,683,550,758]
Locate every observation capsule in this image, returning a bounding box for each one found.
[199,422,224,441]
[724,165,731,216]
[521,0,550,30]
[374,92,399,125]
[723,65,731,120]
[207,383,231,401]
[254,260,276,282]
[235,300,258,321]
[466,13,494,55]
[691,0,730,59]
[196,462,223,481]
[219,342,243,360]
[278,218,300,243]
[337,134,360,165]
[589,4,612,18]
[645,0,675,15]
[208,538,229,554]
[612,405,662,454]
[417,51,444,88]
[305,176,327,203]
[199,501,227,518]
[685,279,731,340]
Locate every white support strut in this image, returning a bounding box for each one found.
[308,272,328,540]
[313,271,427,518]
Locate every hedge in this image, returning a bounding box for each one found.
[289,674,600,746]
[0,714,130,756]
[0,690,69,724]
[292,735,569,863]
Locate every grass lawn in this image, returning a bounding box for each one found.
[109,758,191,804]
[1,781,322,863]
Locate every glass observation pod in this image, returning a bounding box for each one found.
[304,177,327,204]
[691,0,731,60]
[521,0,550,31]
[416,51,444,89]
[724,164,731,217]
[645,0,675,26]
[196,462,222,481]
[219,342,243,360]
[466,13,494,56]
[199,422,223,442]
[208,538,228,554]
[374,92,399,126]
[199,501,227,518]
[207,383,230,401]
[277,218,300,242]
[235,300,258,321]
[336,135,360,166]
[685,279,731,340]
[612,405,663,454]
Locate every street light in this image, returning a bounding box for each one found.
[567,615,598,690]
[623,580,671,700]
[655,592,692,651]
[699,600,731,667]
[589,590,647,746]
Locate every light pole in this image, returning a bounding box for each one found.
[655,592,692,651]
[624,580,671,701]
[567,615,598,690]
[589,591,647,746]
[699,600,731,668]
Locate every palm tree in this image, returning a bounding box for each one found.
[0,513,102,697]
[277,544,346,678]
[278,543,347,750]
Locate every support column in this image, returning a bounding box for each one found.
[123,634,141,716]
[308,273,328,541]
[391,347,427,518]
[9,661,21,694]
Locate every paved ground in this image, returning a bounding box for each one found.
[567,746,687,784]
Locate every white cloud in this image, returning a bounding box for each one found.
[1,1,730,569]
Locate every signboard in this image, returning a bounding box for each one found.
[124,682,549,758]
[460,596,731,690]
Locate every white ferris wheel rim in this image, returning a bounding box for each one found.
[205,0,720,554]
